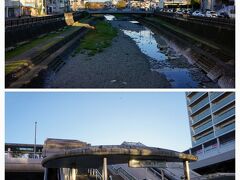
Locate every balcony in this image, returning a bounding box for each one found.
[219,140,235,153]
[215,123,235,137]
[6,1,20,7]
[193,132,214,146]
[213,108,235,125]
[191,109,211,125]
[211,94,235,113]
[210,92,224,101]
[187,92,207,105]
[193,121,213,135]
[191,97,209,115]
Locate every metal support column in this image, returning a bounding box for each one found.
[160,169,164,180]
[183,161,190,180]
[102,157,108,180]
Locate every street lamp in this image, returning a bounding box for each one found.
[34,122,37,159]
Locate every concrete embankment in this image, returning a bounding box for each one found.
[153,12,235,52]
[135,15,234,88]
[6,16,97,88]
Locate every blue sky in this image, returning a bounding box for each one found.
[5,92,191,151]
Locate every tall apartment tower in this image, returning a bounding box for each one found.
[185,92,235,174]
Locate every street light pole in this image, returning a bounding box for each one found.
[34,121,37,159]
[19,0,21,17]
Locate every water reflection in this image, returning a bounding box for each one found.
[155,68,198,88]
[129,21,139,24]
[104,15,115,21]
[122,29,166,61]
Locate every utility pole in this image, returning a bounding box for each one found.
[34,121,37,159]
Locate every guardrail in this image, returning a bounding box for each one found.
[89,169,102,179]
[5,14,65,28]
[5,151,43,159]
[149,168,168,180]
[5,11,86,28]
[154,11,235,28]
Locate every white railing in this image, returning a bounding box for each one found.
[91,169,102,180]
[108,165,137,180]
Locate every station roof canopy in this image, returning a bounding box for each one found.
[42,145,197,168]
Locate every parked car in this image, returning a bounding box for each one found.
[228,9,235,19]
[166,9,174,13]
[218,11,230,19]
[192,10,205,17]
[182,9,191,17]
[175,10,183,16]
[205,10,217,17]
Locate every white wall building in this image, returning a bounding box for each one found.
[46,0,70,14]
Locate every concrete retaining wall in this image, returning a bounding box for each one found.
[5,12,88,48]
[154,13,235,52]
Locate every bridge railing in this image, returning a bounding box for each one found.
[5,151,43,159]
[5,14,65,28]
[108,165,137,180]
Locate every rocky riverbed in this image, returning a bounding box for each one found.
[48,29,170,88]
[46,17,218,88]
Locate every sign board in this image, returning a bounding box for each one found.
[128,159,167,168]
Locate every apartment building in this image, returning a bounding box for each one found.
[201,0,235,11]
[185,92,235,174]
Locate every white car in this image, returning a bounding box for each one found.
[192,10,204,17]
[205,11,218,18]
[175,10,183,16]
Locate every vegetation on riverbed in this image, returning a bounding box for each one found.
[5,60,31,75]
[74,21,118,56]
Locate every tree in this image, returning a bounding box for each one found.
[116,0,126,9]
[191,0,200,9]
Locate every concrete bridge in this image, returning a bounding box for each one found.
[80,9,154,15]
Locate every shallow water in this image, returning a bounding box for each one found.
[104,15,115,21]
[154,68,198,88]
[109,18,203,88]
[122,29,167,61]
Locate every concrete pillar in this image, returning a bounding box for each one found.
[70,168,76,180]
[102,158,108,180]
[217,138,220,152]
[44,168,48,180]
[202,144,205,158]
[6,7,9,18]
[183,161,190,180]
[59,168,65,180]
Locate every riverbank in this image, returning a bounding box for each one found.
[49,27,170,88]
